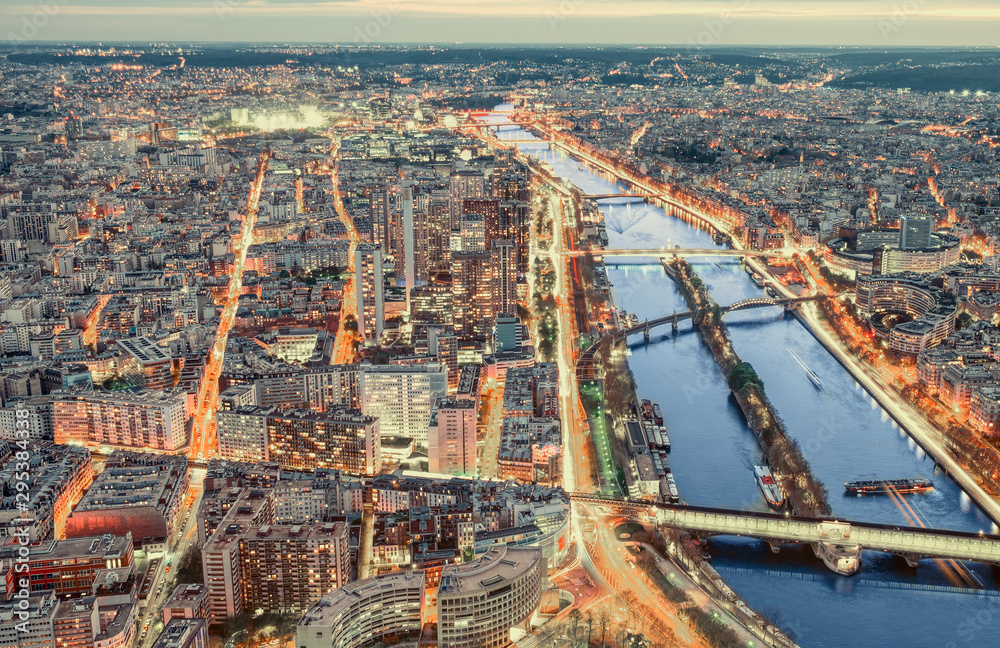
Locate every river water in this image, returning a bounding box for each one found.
[489,114,1000,647]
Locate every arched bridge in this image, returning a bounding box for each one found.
[569,493,1000,575]
[577,296,819,380]
[615,296,820,341]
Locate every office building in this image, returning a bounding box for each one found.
[304,364,361,412]
[403,185,416,309]
[463,199,501,249]
[490,239,517,321]
[855,273,956,354]
[355,244,384,344]
[53,389,189,452]
[437,545,544,648]
[451,251,491,340]
[426,195,453,277]
[458,212,486,252]
[0,533,134,598]
[64,452,188,544]
[428,328,459,390]
[450,170,486,222]
[428,399,477,476]
[899,215,933,250]
[297,571,425,648]
[360,363,448,443]
[118,337,174,390]
[494,314,521,353]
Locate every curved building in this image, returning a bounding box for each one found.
[437,545,544,648]
[824,228,960,277]
[855,273,956,355]
[297,571,425,648]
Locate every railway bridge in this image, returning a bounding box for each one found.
[570,493,1000,575]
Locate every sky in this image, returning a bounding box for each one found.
[2,0,1000,46]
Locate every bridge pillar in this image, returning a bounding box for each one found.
[671,314,678,334]
[643,326,650,342]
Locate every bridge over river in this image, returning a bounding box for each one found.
[570,493,1000,576]
[615,295,820,341]
[576,296,821,380]
[563,247,783,259]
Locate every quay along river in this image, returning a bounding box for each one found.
[487,109,1000,648]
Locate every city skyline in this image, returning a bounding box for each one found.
[5,27,1000,648]
[4,0,1000,45]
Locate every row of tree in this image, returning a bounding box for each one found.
[672,259,832,517]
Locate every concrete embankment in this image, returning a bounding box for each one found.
[792,305,1000,528]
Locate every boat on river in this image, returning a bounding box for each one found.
[754,465,787,510]
[844,478,933,496]
[787,347,824,390]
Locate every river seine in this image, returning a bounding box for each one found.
[488,111,1000,647]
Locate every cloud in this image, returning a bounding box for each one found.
[4,0,1000,19]
[2,0,998,44]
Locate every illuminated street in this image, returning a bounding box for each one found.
[5,30,1000,648]
[190,153,270,461]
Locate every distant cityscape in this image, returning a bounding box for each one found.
[1,41,1000,648]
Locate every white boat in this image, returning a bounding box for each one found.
[814,541,861,576]
[787,347,824,390]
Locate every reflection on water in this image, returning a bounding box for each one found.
[502,129,1000,647]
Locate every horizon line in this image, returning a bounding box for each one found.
[4,41,1000,49]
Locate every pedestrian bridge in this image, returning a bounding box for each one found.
[569,493,1000,571]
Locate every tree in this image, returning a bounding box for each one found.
[176,545,204,584]
[727,361,764,393]
[568,608,582,647]
[597,609,612,647]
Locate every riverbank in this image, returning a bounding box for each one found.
[739,251,1000,530]
[498,125,1000,647]
[672,258,831,517]
[793,303,1000,528]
